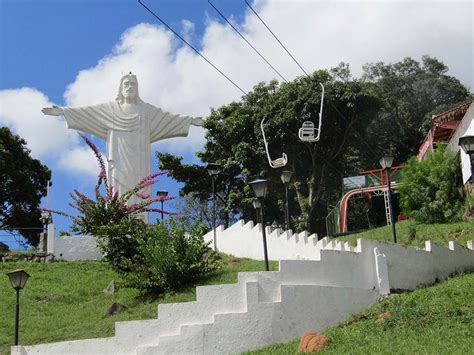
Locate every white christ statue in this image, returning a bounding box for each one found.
[42,72,203,218]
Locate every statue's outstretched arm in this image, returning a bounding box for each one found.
[41,105,64,116]
[191,117,204,127]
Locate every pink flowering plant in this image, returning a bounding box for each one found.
[45,134,175,235]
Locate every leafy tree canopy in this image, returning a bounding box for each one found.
[158,56,471,236]
[398,148,464,223]
[0,127,51,245]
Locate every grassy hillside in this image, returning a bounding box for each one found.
[1,221,472,354]
[247,272,474,354]
[0,256,278,354]
[335,220,474,249]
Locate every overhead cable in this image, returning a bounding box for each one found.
[244,0,309,76]
[208,0,288,83]
[138,0,247,96]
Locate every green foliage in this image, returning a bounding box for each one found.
[159,70,381,235]
[398,148,464,223]
[360,56,471,164]
[0,127,51,246]
[160,56,470,236]
[125,220,221,295]
[96,218,146,274]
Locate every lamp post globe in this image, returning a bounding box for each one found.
[459,135,474,155]
[249,178,268,198]
[6,269,30,346]
[156,190,168,222]
[379,155,394,170]
[459,134,474,185]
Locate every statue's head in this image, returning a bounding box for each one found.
[116,72,141,104]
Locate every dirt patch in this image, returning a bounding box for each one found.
[35,293,62,303]
[375,311,391,323]
[226,257,243,266]
[298,332,329,353]
[448,227,474,240]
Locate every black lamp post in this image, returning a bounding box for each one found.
[6,269,30,346]
[280,171,293,231]
[156,190,168,222]
[379,155,397,244]
[249,178,269,271]
[459,135,474,182]
[206,163,220,251]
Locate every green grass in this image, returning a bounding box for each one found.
[246,272,474,354]
[0,255,278,354]
[335,220,474,249]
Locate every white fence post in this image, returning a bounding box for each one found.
[47,223,55,254]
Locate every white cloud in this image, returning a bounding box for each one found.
[0,87,104,178]
[0,87,78,158]
[57,145,104,179]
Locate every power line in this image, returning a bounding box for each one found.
[208,0,288,83]
[138,0,247,96]
[244,0,308,77]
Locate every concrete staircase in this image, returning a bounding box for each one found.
[12,236,474,355]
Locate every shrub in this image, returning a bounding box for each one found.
[44,134,173,235]
[398,148,464,223]
[96,217,147,274]
[125,220,221,295]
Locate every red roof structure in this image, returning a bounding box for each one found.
[417,100,473,160]
[431,101,472,142]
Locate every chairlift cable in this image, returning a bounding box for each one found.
[138,0,247,96]
[208,0,288,83]
[244,0,308,76]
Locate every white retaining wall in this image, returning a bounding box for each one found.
[204,220,322,260]
[46,224,102,261]
[12,236,474,355]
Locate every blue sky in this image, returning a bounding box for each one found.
[1,0,472,235]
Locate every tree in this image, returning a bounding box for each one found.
[171,192,229,232]
[159,70,381,235]
[359,56,472,165]
[0,127,51,246]
[398,148,463,223]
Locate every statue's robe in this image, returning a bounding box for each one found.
[63,101,193,210]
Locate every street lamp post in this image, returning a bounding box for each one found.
[280,171,293,231]
[379,155,397,244]
[249,178,269,271]
[156,190,168,222]
[459,135,474,182]
[206,163,220,251]
[6,269,30,346]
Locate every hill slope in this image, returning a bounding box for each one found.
[247,272,474,354]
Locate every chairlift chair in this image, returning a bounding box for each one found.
[298,83,325,142]
[261,117,288,169]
